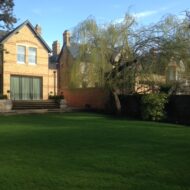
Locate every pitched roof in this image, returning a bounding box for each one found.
[68,43,80,58]
[0,20,51,53]
[57,43,80,62]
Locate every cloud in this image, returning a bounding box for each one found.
[104,6,171,25]
[113,10,158,24]
[177,13,186,20]
[133,6,170,19]
[133,10,158,19]
[113,17,124,24]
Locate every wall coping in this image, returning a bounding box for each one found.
[0,100,13,112]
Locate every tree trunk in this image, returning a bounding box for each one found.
[112,90,121,115]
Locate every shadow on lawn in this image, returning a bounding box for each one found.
[0,112,188,130]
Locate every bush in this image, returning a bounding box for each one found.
[49,95,64,103]
[141,93,168,121]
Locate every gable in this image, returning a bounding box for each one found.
[0,21,51,53]
[6,25,44,50]
[59,46,74,67]
[58,43,80,63]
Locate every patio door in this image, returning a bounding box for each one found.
[10,76,42,100]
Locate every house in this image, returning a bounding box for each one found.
[56,31,109,109]
[166,58,190,94]
[57,30,75,92]
[58,30,103,93]
[0,20,57,100]
[56,29,190,109]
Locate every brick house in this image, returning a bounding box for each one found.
[0,20,57,100]
[57,30,76,93]
[56,31,109,109]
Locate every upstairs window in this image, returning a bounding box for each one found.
[28,47,37,65]
[17,45,26,63]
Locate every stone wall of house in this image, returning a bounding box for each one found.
[2,25,57,99]
[61,88,109,110]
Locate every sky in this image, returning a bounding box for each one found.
[14,0,189,48]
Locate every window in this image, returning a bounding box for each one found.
[28,47,37,65]
[17,45,26,63]
[169,68,177,81]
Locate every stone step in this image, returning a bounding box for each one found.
[12,100,60,110]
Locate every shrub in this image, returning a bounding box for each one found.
[49,95,64,103]
[141,93,168,121]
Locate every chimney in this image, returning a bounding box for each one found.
[35,24,42,35]
[63,30,70,47]
[52,40,60,56]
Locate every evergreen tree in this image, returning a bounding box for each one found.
[0,0,17,30]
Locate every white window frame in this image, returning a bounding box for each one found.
[17,45,26,64]
[28,47,37,65]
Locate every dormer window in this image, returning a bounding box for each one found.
[29,47,37,65]
[17,45,26,64]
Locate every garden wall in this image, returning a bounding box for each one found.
[61,88,190,125]
[0,100,12,112]
[119,95,190,125]
[119,95,142,118]
[62,88,109,110]
[166,95,190,125]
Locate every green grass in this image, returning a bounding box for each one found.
[0,112,189,190]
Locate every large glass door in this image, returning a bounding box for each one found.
[21,76,30,100]
[32,77,41,100]
[10,76,42,100]
[10,76,20,100]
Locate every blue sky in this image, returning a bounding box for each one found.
[14,0,189,47]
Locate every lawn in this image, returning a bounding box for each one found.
[0,112,189,190]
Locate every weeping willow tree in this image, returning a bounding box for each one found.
[146,13,190,90]
[70,14,139,113]
[153,14,190,68]
[131,13,190,93]
[70,17,111,88]
[69,11,190,113]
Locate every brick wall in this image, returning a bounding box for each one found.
[61,88,109,109]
